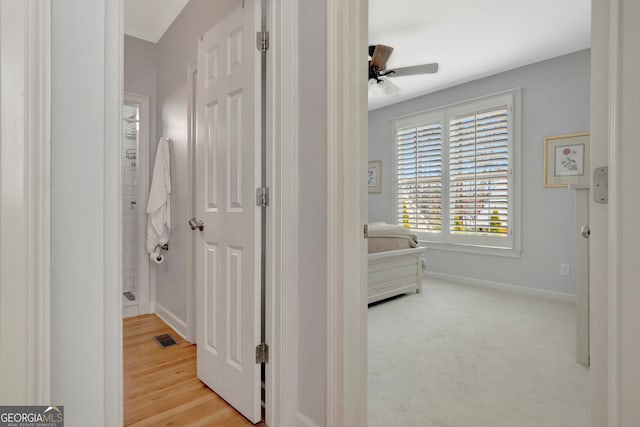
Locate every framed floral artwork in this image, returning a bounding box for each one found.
[544,132,590,188]
[368,160,382,193]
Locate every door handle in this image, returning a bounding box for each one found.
[189,217,204,231]
[581,225,590,239]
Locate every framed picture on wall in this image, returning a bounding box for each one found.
[544,132,590,188]
[368,160,382,193]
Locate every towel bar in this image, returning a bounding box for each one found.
[154,243,169,251]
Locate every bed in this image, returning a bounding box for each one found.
[367,223,426,304]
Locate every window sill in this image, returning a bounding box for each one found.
[419,240,522,258]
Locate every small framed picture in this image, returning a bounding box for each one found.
[544,132,590,188]
[368,160,382,193]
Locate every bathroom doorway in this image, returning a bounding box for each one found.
[122,92,151,318]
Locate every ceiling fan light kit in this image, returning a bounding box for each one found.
[368,77,400,97]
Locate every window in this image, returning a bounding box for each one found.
[394,90,520,254]
[396,121,443,233]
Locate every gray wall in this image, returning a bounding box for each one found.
[369,50,591,296]
[52,0,109,422]
[153,0,236,322]
[297,1,327,424]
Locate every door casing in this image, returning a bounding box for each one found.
[0,0,51,405]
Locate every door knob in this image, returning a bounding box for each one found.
[189,217,204,231]
[581,225,590,239]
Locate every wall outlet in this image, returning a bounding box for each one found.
[560,264,570,276]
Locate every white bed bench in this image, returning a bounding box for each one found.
[368,247,425,304]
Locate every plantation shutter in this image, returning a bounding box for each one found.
[396,122,443,232]
[449,106,509,237]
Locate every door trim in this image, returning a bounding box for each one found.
[326,0,626,426]
[15,0,52,403]
[606,0,620,422]
[186,61,197,342]
[612,0,640,423]
[104,0,290,424]
[29,0,52,403]
[265,0,299,424]
[325,0,368,425]
[104,0,124,424]
[589,0,620,423]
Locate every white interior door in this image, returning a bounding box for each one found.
[195,2,261,423]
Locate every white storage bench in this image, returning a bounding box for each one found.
[368,247,425,304]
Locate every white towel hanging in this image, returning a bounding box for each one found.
[146,137,172,258]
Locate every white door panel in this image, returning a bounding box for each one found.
[195,2,261,423]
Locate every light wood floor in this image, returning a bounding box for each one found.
[124,314,267,426]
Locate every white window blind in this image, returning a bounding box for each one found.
[396,122,443,232]
[449,107,509,237]
[392,90,519,253]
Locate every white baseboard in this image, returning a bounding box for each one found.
[296,412,321,427]
[424,271,576,304]
[154,302,190,341]
[122,304,139,319]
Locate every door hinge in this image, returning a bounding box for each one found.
[256,187,269,207]
[256,343,269,364]
[256,31,269,53]
[364,224,369,239]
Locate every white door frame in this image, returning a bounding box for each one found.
[101,0,298,424]
[28,0,52,404]
[123,91,151,317]
[613,0,640,423]
[0,0,51,404]
[263,0,300,424]
[325,0,369,425]
[103,0,124,424]
[326,0,635,426]
[593,0,640,424]
[186,61,198,342]
[589,0,619,424]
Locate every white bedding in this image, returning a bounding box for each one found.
[367,222,418,247]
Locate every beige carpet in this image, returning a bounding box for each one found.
[368,278,588,427]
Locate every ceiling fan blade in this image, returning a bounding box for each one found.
[371,44,394,70]
[388,63,439,77]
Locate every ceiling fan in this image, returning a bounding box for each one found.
[368,44,439,96]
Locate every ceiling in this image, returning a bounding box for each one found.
[124,0,591,109]
[369,0,591,110]
[124,0,189,43]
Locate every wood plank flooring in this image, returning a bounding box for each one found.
[124,314,266,426]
